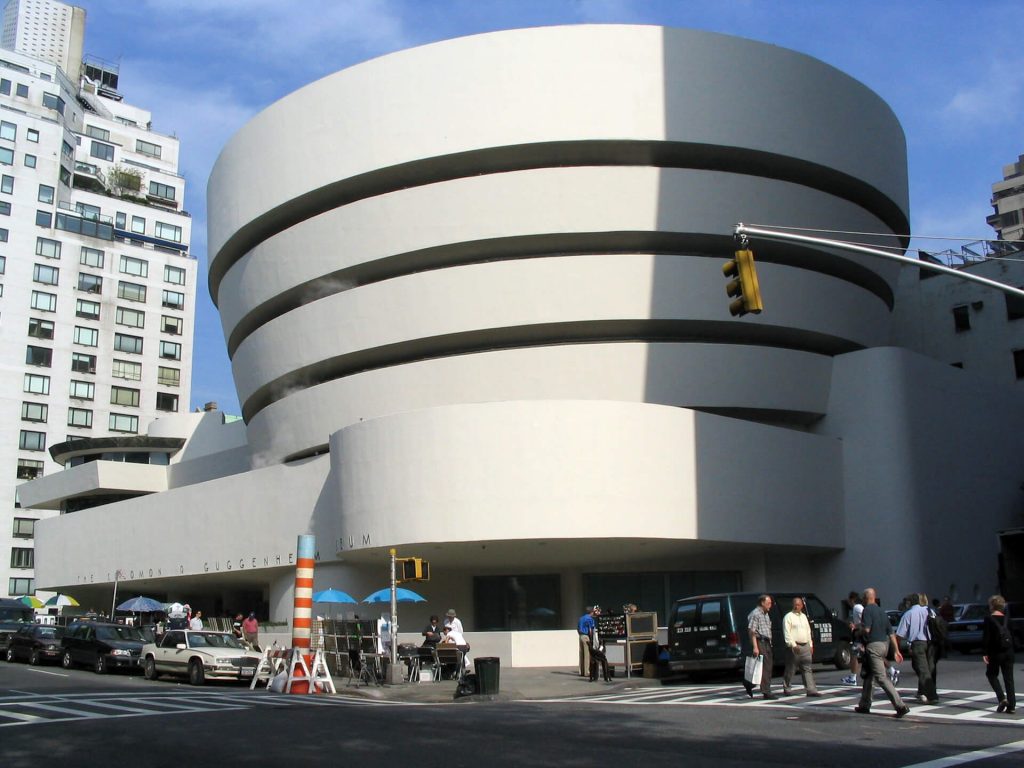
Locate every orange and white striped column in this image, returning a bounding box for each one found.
[290,534,316,693]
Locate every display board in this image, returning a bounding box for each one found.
[626,612,657,638]
[597,613,627,640]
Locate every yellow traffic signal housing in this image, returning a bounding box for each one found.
[722,248,764,317]
[397,557,430,583]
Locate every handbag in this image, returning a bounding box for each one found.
[744,654,763,685]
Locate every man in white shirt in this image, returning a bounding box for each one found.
[783,597,820,696]
[189,610,204,631]
[444,608,463,634]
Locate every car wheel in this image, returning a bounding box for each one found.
[834,644,852,670]
[29,650,40,666]
[5,647,14,663]
[188,659,205,686]
[94,655,107,674]
[62,650,74,669]
[144,657,158,681]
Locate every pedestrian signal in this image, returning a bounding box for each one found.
[398,557,430,582]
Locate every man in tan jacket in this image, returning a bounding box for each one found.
[783,597,821,696]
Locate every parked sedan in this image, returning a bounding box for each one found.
[61,621,145,673]
[5,624,64,665]
[947,603,989,653]
[143,629,261,686]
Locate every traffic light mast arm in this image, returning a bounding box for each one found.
[734,223,1024,301]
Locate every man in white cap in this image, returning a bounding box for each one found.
[444,608,463,635]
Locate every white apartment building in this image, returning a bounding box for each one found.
[0,35,195,600]
[988,154,1024,244]
[1,0,84,83]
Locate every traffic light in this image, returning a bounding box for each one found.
[398,557,430,582]
[722,248,764,317]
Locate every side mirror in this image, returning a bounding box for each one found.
[175,643,186,650]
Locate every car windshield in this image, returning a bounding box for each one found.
[35,626,61,639]
[959,605,988,621]
[0,607,34,623]
[187,632,245,650]
[96,625,144,642]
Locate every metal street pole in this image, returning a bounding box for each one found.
[109,569,121,621]
[387,548,402,684]
[734,223,1024,300]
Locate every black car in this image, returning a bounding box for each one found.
[0,597,35,654]
[666,592,852,677]
[6,624,64,665]
[61,621,145,673]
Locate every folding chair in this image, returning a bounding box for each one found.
[433,645,466,682]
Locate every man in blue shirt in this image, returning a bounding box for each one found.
[897,593,938,704]
[578,606,596,676]
[855,588,909,717]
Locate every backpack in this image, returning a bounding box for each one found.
[927,614,950,658]
[995,616,1013,652]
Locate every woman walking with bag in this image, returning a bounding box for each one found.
[982,594,1016,714]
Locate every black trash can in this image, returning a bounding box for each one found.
[474,657,500,695]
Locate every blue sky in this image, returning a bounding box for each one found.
[80,0,1023,416]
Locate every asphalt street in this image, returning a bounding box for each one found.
[2,655,1023,768]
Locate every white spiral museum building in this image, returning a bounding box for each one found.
[28,27,1024,653]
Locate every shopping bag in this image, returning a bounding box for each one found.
[744,654,763,685]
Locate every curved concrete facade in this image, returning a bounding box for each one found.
[208,25,908,462]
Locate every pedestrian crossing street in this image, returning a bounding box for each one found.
[0,688,422,728]
[538,683,1024,726]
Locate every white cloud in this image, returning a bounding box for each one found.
[940,54,1024,123]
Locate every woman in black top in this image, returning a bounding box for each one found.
[982,594,1016,714]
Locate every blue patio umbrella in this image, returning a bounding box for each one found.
[362,587,426,604]
[312,588,358,605]
[117,596,164,613]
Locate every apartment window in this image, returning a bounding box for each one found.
[19,430,46,451]
[77,273,103,293]
[0,146,12,165]
[118,281,146,302]
[0,226,8,242]
[15,83,28,98]
[161,315,183,335]
[90,140,114,162]
[162,290,184,310]
[159,341,181,360]
[24,154,36,168]
[119,255,148,277]
[76,298,100,320]
[136,139,162,159]
[108,413,138,433]
[157,366,180,387]
[21,402,47,422]
[113,333,143,354]
[60,166,70,186]
[16,460,44,481]
[61,140,72,160]
[115,211,126,229]
[156,392,179,412]
[0,79,9,95]
[953,305,970,332]
[154,222,181,242]
[76,202,101,220]
[0,200,8,215]
[25,345,52,366]
[67,407,93,428]
[42,92,65,115]
[9,577,34,595]
[110,385,141,407]
[69,379,94,400]
[74,326,98,347]
[27,128,38,143]
[12,518,36,538]
[80,246,104,268]
[131,215,145,234]
[85,125,110,141]
[164,265,186,285]
[35,209,51,227]
[1015,349,1024,380]
[71,352,96,374]
[28,318,54,339]
[23,373,49,395]
[36,237,60,258]
[0,254,4,272]
[1,175,12,194]
[32,263,58,285]
[149,181,175,201]
[11,548,34,569]
[111,359,142,381]
[30,290,57,311]
[114,309,145,331]
[0,120,14,140]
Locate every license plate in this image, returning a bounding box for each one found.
[706,639,718,647]
[967,624,977,631]
[240,668,254,677]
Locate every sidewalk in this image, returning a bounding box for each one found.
[334,666,663,704]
